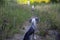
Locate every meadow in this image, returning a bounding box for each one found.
[0,0,32,40]
[34,3,60,36]
[0,0,60,40]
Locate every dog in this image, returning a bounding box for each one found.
[23,17,39,40]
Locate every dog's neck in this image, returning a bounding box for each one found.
[31,18,37,26]
[31,18,37,30]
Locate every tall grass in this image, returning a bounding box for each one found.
[0,0,60,40]
[35,3,60,36]
[0,0,32,40]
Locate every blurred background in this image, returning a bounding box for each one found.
[0,0,60,40]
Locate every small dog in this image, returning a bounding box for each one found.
[23,17,39,40]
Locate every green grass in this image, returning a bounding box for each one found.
[0,0,60,40]
[35,3,60,36]
[0,1,32,40]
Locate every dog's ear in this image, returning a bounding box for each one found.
[29,19,32,23]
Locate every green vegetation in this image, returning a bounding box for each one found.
[35,3,60,36]
[0,0,60,40]
[50,0,60,3]
[0,0,32,40]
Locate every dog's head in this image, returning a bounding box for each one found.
[29,17,39,24]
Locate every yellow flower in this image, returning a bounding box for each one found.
[17,0,28,4]
[16,0,50,4]
[30,0,34,4]
[34,0,50,3]
[45,0,50,3]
